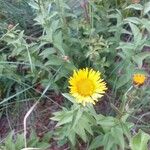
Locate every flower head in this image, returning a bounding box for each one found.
[133,73,147,86]
[69,68,107,106]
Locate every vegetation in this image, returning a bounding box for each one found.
[0,0,150,149]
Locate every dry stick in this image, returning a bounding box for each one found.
[83,0,90,22]
[23,87,51,149]
[23,101,39,148]
[21,148,41,150]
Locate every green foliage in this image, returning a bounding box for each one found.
[0,0,76,104]
[0,130,51,150]
[0,0,150,149]
[52,92,150,149]
[1,0,149,99]
[51,101,95,146]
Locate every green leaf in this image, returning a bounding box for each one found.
[125,4,143,10]
[76,125,87,142]
[124,17,141,25]
[35,142,49,149]
[121,29,132,35]
[15,133,24,150]
[75,115,92,142]
[28,1,39,10]
[132,52,150,68]
[111,126,125,150]
[45,55,64,66]
[53,31,64,54]
[143,2,150,15]
[56,111,73,126]
[141,18,150,32]
[62,93,76,104]
[84,122,93,136]
[129,23,142,43]
[27,131,39,147]
[103,133,115,150]
[39,48,56,59]
[116,74,131,89]
[89,135,103,150]
[27,47,34,73]
[63,62,76,71]
[118,41,135,49]
[120,122,132,141]
[68,130,76,146]
[97,116,116,132]
[100,118,115,127]
[130,130,150,150]
[72,108,83,128]
[4,131,15,150]
[51,111,64,121]
[42,132,52,143]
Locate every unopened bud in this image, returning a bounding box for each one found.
[8,24,14,30]
[131,0,140,4]
[62,55,70,62]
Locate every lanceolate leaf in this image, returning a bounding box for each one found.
[89,135,103,150]
[111,126,125,150]
[143,2,150,15]
[125,4,143,10]
[62,93,76,104]
[132,52,150,68]
[129,23,142,43]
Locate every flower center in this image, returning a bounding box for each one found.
[77,79,95,96]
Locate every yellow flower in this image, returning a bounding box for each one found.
[69,68,107,106]
[133,73,146,86]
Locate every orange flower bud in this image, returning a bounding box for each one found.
[133,73,147,86]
